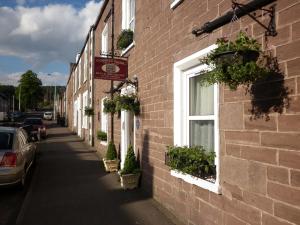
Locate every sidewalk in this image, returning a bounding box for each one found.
[16,125,179,225]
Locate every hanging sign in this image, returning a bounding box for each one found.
[94,57,128,81]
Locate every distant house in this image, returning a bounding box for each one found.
[0,94,9,121]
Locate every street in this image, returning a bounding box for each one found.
[1,122,178,225]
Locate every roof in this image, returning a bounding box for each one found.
[66,0,109,86]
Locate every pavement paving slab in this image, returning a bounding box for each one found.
[16,125,178,225]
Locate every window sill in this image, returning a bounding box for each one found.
[100,141,108,146]
[170,170,221,194]
[170,0,183,9]
[121,41,135,56]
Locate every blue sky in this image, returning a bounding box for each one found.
[0,0,103,86]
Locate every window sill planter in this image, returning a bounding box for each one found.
[120,172,141,190]
[103,158,120,172]
[121,41,135,56]
[171,170,221,194]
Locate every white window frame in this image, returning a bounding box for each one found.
[101,23,108,55]
[122,0,135,31]
[84,46,88,82]
[100,97,108,145]
[78,59,81,89]
[82,91,88,129]
[173,44,221,194]
[170,0,183,9]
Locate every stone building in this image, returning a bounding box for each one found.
[66,0,300,224]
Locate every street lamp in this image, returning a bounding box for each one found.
[47,74,57,121]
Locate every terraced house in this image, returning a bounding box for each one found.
[65,0,300,224]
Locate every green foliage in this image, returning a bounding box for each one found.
[167,146,216,179]
[117,29,134,50]
[97,130,107,141]
[106,141,117,160]
[200,32,269,90]
[115,94,140,115]
[15,70,43,111]
[120,145,140,175]
[103,98,116,114]
[84,106,94,116]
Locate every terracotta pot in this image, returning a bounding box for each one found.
[103,158,120,172]
[120,173,141,189]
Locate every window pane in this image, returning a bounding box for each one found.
[189,120,214,151]
[189,75,214,116]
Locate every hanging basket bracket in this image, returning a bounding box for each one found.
[232,1,277,37]
[192,0,277,37]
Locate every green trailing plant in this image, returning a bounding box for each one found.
[117,29,134,50]
[115,94,140,116]
[120,145,140,175]
[106,141,117,160]
[103,98,116,114]
[166,146,216,180]
[200,31,270,90]
[84,107,94,116]
[97,130,107,141]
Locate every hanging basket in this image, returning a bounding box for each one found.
[84,107,94,117]
[199,32,270,90]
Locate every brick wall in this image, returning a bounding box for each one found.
[72,0,300,224]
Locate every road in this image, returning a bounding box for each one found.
[1,120,179,225]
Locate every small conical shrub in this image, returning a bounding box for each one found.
[121,145,140,175]
[106,141,117,160]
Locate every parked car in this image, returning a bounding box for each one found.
[8,111,23,121]
[43,111,53,120]
[24,118,46,140]
[0,126,36,187]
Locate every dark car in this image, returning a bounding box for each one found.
[23,118,46,140]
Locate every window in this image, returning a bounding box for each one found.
[173,45,220,194]
[82,91,88,129]
[78,59,81,89]
[170,0,183,9]
[101,98,108,144]
[84,46,88,82]
[187,71,216,151]
[122,0,135,31]
[102,23,108,55]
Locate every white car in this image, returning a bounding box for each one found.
[43,112,53,120]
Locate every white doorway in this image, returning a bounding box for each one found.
[121,110,134,169]
[120,85,136,169]
[77,94,82,137]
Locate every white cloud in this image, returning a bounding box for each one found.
[0,71,67,86]
[0,1,103,68]
[16,0,26,5]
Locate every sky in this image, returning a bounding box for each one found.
[0,0,103,86]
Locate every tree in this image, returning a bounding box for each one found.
[15,70,43,111]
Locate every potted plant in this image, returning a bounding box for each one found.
[84,106,94,117]
[97,130,107,141]
[166,146,216,182]
[119,145,141,189]
[103,142,119,172]
[115,94,140,116]
[200,31,270,90]
[117,29,134,50]
[103,98,116,114]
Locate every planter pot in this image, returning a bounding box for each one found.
[120,173,141,189]
[213,50,259,65]
[103,158,120,172]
